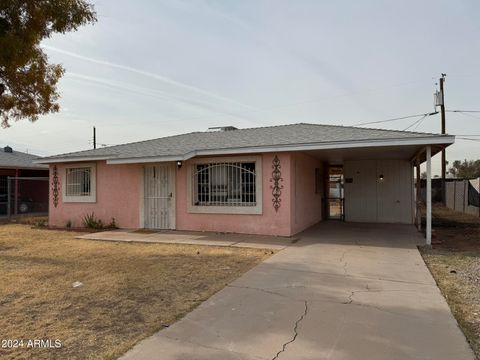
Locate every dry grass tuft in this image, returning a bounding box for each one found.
[422,249,480,359]
[420,204,480,359]
[0,224,271,360]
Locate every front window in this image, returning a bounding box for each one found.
[193,162,257,206]
[66,167,91,196]
[63,164,96,203]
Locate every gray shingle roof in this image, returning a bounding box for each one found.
[0,147,47,169]
[39,123,452,163]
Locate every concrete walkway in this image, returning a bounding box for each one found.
[78,229,290,250]
[119,222,474,360]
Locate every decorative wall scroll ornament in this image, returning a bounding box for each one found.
[52,165,59,208]
[270,155,283,212]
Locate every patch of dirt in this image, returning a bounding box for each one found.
[433,227,480,252]
[420,204,480,359]
[0,224,271,360]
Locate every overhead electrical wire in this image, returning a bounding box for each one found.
[412,116,429,131]
[447,110,480,113]
[353,108,480,134]
[352,111,438,127]
[453,111,480,121]
[403,114,429,131]
[456,137,480,142]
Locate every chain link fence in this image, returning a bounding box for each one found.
[0,177,49,218]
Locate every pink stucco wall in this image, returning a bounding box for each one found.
[175,153,293,236]
[49,161,142,228]
[48,151,323,236]
[291,152,323,234]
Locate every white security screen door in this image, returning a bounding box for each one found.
[144,165,175,229]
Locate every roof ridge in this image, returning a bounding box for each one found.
[210,122,440,136]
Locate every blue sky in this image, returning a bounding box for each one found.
[3,0,480,174]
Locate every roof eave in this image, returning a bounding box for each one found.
[0,165,48,170]
[106,135,455,165]
[33,154,115,165]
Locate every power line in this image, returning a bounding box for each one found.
[450,111,480,121]
[456,137,480,142]
[447,110,480,113]
[403,114,429,131]
[352,112,437,127]
[412,115,429,131]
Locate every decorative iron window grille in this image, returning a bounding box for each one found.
[65,167,92,197]
[192,162,256,206]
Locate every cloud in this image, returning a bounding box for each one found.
[65,72,261,125]
[42,45,255,110]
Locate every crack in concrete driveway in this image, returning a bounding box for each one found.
[271,300,308,360]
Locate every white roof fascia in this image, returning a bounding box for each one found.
[33,154,115,164]
[0,166,48,170]
[106,153,194,165]
[105,135,455,165]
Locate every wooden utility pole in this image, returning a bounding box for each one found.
[439,74,446,204]
[93,126,96,149]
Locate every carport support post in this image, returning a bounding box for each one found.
[426,146,432,246]
[415,159,421,232]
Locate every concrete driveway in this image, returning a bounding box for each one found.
[120,222,474,360]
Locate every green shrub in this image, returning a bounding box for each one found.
[82,214,118,230]
[66,220,72,229]
[82,212,104,229]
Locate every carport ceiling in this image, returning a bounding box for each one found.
[304,144,445,164]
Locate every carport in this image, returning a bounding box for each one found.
[301,140,449,245]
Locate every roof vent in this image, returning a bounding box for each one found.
[4,146,12,153]
[208,126,238,132]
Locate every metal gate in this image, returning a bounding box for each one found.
[327,166,344,220]
[144,165,175,229]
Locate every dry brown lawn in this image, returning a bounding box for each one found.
[420,204,480,359]
[0,224,271,360]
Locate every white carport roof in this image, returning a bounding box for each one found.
[35,123,454,164]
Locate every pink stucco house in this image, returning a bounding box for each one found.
[37,123,453,239]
